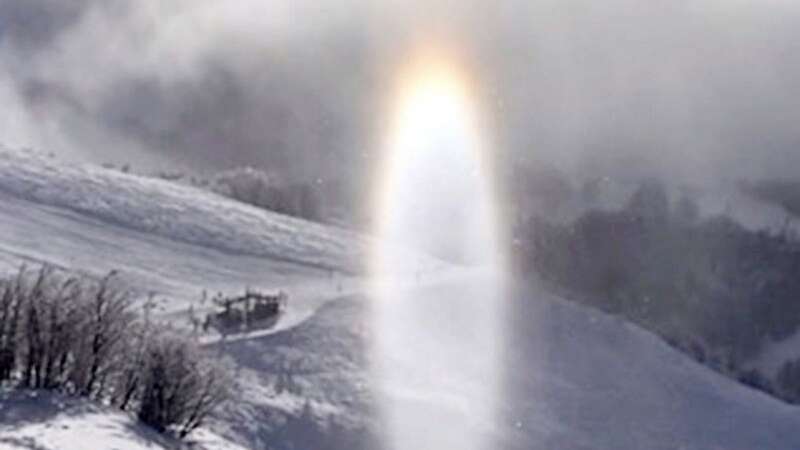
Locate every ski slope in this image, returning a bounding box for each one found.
[0,148,390,333]
[1,146,800,449]
[202,279,800,450]
[0,148,372,273]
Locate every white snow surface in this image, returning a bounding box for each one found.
[0,390,246,450]
[0,146,800,449]
[0,147,369,274]
[0,147,389,332]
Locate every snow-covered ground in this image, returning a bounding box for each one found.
[0,389,246,450]
[0,147,371,274]
[501,282,800,450]
[1,146,800,449]
[0,148,432,334]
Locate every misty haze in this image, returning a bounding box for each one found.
[1,1,800,449]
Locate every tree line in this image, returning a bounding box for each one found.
[0,266,231,438]
[210,167,322,222]
[513,179,800,403]
[102,162,326,223]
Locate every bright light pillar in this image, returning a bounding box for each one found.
[371,47,506,450]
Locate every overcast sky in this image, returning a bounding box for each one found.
[2,0,800,184]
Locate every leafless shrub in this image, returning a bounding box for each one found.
[138,330,231,437]
[0,265,231,438]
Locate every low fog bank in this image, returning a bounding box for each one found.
[2,0,800,191]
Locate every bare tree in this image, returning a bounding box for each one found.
[0,265,231,438]
[73,271,134,398]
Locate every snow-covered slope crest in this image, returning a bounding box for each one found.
[0,389,244,450]
[0,147,367,273]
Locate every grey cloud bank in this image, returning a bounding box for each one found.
[1,0,800,184]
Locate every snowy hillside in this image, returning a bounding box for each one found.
[0,147,405,330]
[0,147,369,274]
[0,390,245,450]
[0,146,800,449]
[502,283,800,450]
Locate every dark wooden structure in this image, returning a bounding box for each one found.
[204,290,287,332]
